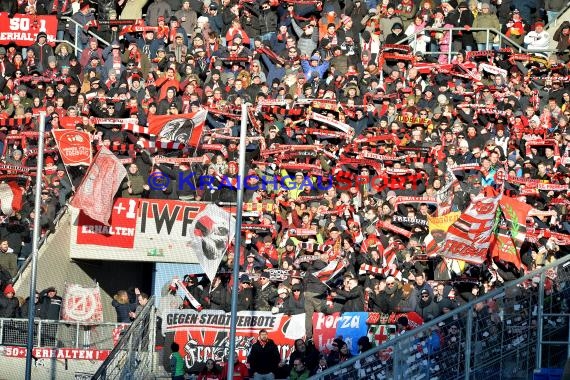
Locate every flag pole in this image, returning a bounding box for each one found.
[227,103,249,378]
[25,112,46,380]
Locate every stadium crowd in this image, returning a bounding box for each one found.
[0,0,569,378]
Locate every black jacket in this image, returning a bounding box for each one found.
[335,285,365,312]
[248,338,281,375]
[0,295,19,318]
[38,291,62,320]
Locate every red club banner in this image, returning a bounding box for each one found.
[0,13,58,46]
[52,129,92,166]
[71,199,236,263]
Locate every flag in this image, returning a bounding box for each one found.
[434,167,458,216]
[490,218,521,268]
[147,109,207,147]
[70,146,127,225]
[439,188,501,264]
[491,196,533,268]
[313,259,348,285]
[425,211,461,256]
[0,182,23,216]
[52,129,92,166]
[499,196,533,252]
[61,283,103,323]
[188,204,235,283]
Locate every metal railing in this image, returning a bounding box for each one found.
[59,16,110,53]
[92,296,157,380]
[0,317,125,349]
[396,27,557,64]
[11,204,68,285]
[311,254,570,380]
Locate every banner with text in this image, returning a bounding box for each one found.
[70,198,234,263]
[0,13,57,46]
[163,310,305,370]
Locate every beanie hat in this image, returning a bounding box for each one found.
[4,284,15,295]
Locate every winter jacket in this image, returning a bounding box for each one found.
[472,13,501,44]
[112,299,136,323]
[254,283,278,311]
[335,285,365,312]
[146,0,172,26]
[248,339,281,375]
[379,16,403,43]
[259,8,278,35]
[283,294,305,315]
[0,250,17,278]
[0,295,19,318]
[38,291,62,320]
[291,19,319,57]
[414,294,441,321]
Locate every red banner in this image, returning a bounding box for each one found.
[166,310,304,369]
[70,147,127,225]
[76,198,139,248]
[147,109,207,147]
[52,129,92,166]
[0,13,57,46]
[2,347,109,361]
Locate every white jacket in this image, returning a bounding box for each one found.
[524,30,550,50]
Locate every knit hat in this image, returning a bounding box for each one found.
[3,284,14,295]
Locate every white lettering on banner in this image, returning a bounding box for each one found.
[61,146,91,157]
[338,315,360,329]
[0,32,33,41]
[314,313,340,330]
[81,225,135,236]
[2,347,110,361]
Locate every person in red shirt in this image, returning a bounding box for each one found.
[221,353,249,380]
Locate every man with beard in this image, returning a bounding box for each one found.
[378,276,404,314]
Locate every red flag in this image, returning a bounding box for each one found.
[499,196,533,251]
[52,129,92,166]
[0,182,23,216]
[70,147,127,225]
[147,109,207,147]
[490,229,521,268]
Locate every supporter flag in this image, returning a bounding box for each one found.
[434,168,458,216]
[147,109,207,147]
[52,129,92,166]
[425,211,461,256]
[499,196,533,253]
[491,196,533,268]
[0,182,23,216]
[70,146,127,226]
[490,215,521,268]
[439,188,501,264]
[188,204,235,283]
[313,259,348,285]
[61,283,103,323]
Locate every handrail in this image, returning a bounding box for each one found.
[60,16,110,53]
[310,253,570,379]
[545,3,570,30]
[395,27,556,63]
[11,204,68,285]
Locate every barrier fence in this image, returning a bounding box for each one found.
[311,255,570,380]
[0,317,126,350]
[92,296,156,380]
